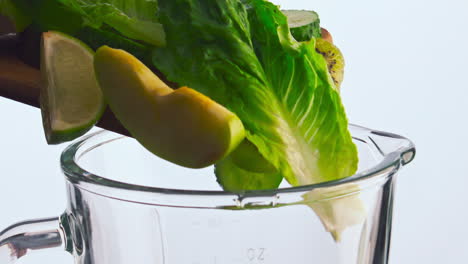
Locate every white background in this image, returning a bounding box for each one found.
[1,0,467,263]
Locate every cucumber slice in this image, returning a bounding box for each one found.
[283,10,321,42]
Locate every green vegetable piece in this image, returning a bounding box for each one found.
[215,138,279,192]
[215,154,282,192]
[283,10,321,42]
[94,46,246,169]
[65,0,165,46]
[230,140,277,173]
[11,0,165,46]
[153,0,358,187]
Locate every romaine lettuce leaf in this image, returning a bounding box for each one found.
[10,0,165,46]
[153,0,358,187]
[62,0,165,46]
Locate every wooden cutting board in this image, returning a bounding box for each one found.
[0,34,130,137]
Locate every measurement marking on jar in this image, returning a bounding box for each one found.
[247,248,266,262]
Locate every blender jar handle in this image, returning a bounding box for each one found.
[0,216,70,263]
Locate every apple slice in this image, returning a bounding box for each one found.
[94,46,245,168]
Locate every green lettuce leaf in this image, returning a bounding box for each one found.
[153,0,358,187]
[63,0,165,46]
[11,0,165,46]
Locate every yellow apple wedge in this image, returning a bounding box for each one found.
[93,46,245,168]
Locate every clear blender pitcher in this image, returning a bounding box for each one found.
[0,125,415,264]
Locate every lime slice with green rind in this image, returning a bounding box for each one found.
[40,31,105,144]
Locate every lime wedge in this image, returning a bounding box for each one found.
[40,31,105,144]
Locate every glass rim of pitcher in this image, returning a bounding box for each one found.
[60,124,415,207]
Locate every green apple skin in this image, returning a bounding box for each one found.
[94,46,245,168]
